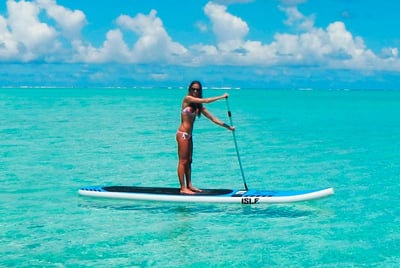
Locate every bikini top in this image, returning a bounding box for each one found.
[182,106,196,117]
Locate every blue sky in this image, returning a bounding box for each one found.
[1,0,399,89]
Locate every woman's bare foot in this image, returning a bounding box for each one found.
[180,187,195,195]
[188,186,202,192]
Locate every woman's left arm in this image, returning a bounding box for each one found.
[202,107,234,131]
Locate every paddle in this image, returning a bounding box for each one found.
[225,96,248,191]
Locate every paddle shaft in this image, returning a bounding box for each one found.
[225,97,248,190]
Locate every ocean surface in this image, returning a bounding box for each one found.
[0,87,399,267]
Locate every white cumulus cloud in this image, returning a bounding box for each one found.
[192,1,274,65]
[0,15,19,59]
[280,5,315,31]
[5,0,58,61]
[37,0,86,39]
[72,29,131,63]
[0,0,87,62]
[204,1,249,45]
[116,10,188,63]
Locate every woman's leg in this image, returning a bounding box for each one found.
[184,138,192,188]
[177,133,194,194]
[185,138,201,192]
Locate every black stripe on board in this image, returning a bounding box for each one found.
[103,186,234,196]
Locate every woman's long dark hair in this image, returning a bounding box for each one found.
[188,80,203,118]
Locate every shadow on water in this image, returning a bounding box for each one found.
[77,197,316,218]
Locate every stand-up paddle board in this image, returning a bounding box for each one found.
[79,99,334,205]
[78,186,334,204]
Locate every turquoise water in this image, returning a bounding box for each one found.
[1,88,399,267]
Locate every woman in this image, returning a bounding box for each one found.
[176,81,234,194]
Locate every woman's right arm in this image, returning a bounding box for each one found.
[185,93,228,104]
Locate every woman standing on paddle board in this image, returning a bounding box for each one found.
[177,81,234,194]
